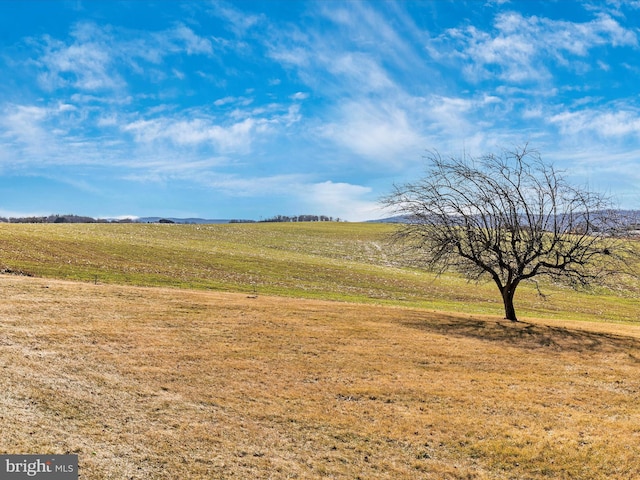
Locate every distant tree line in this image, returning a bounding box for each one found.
[0,214,135,224]
[0,214,346,224]
[258,215,341,223]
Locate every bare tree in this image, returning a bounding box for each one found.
[383,145,629,322]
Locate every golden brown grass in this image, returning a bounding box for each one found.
[2,275,640,479]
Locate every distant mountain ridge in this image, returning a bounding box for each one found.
[367,210,640,234]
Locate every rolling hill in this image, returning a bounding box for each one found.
[0,222,637,323]
[1,222,640,478]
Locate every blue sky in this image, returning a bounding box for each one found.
[1,0,640,221]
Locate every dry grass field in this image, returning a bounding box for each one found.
[2,274,640,479]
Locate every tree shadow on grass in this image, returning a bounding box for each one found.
[401,311,640,354]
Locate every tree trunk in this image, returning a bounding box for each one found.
[502,286,518,322]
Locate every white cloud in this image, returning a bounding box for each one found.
[319,99,424,166]
[209,1,264,35]
[549,107,640,138]
[122,116,257,153]
[268,44,311,69]
[429,10,639,84]
[0,104,51,161]
[169,24,214,55]
[266,0,430,99]
[38,30,122,91]
[304,181,381,221]
[117,97,303,163]
[318,1,425,73]
[34,21,216,92]
[329,52,395,93]
[214,95,253,107]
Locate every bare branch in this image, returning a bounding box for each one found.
[382,146,632,321]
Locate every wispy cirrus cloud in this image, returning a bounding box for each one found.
[122,116,260,153]
[167,24,214,56]
[208,0,264,36]
[34,21,215,92]
[120,96,303,157]
[428,10,639,83]
[266,1,435,168]
[269,1,427,95]
[318,99,425,166]
[0,101,129,170]
[549,106,640,138]
[36,24,122,91]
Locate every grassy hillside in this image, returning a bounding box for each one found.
[2,223,640,478]
[0,222,638,323]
